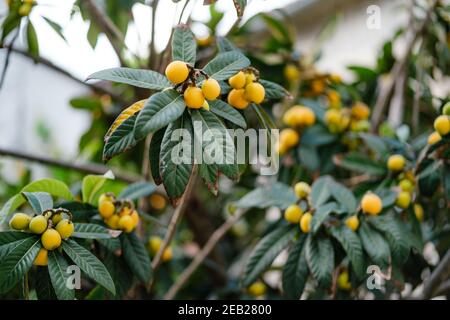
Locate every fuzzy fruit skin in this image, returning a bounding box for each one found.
[279,128,299,148]
[99,201,115,219]
[162,247,173,262]
[361,193,382,215]
[33,249,48,266]
[414,204,424,222]
[227,89,249,109]
[434,115,450,136]
[284,64,300,82]
[283,105,316,127]
[284,205,303,224]
[165,61,189,84]
[55,220,74,239]
[228,71,246,89]
[244,82,265,104]
[428,131,442,145]
[248,281,266,297]
[184,86,205,109]
[118,215,134,233]
[300,212,312,233]
[130,210,139,227]
[148,236,162,254]
[351,102,370,120]
[201,78,221,100]
[337,271,351,290]
[345,215,359,231]
[29,215,48,234]
[9,213,31,230]
[150,194,166,210]
[294,182,311,199]
[106,215,120,229]
[41,229,62,250]
[396,191,411,209]
[387,154,406,171]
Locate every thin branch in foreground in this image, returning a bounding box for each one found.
[164,208,247,300]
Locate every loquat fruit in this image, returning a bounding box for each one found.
[228,71,246,89]
[387,154,406,171]
[165,61,189,84]
[345,215,359,231]
[284,64,300,82]
[55,219,74,239]
[106,215,120,229]
[337,271,351,290]
[148,236,162,254]
[284,204,303,224]
[300,212,312,233]
[227,89,249,109]
[427,131,441,145]
[29,215,48,234]
[361,192,382,215]
[248,281,266,297]
[99,200,115,219]
[162,247,173,262]
[414,204,424,222]
[41,229,62,250]
[184,86,205,109]
[244,82,265,104]
[150,194,167,210]
[433,115,450,136]
[130,210,139,228]
[399,179,414,192]
[118,215,134,233]
[396,191,411,209]
[9,213,31,230]
[351,102,370,120]
[294,182,311,199]
[279,128,299,148]
[201,78,221,100]
[33,248,48,266]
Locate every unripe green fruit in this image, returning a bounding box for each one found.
[29,215,48,234]
[9,213,31,230]
[442,102,450,116]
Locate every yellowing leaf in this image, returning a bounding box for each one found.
[105,100,146,140]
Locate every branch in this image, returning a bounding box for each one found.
[164,208,247,300]
[0,147,140,183]
[420,249,450,299]
[1,45,127,103]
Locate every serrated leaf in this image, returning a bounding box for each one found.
[149,127,166,185]
[87,68,170,90]
[118,181,156,200]
[203,51,250,81]
[0,236,41,294]
[310,176,332,207]
[72,223,117,239]
[305,235,334,288]
[282,235,308,299]
[330,225,365,278]
[160,114,194,204]
[311,202,339,233]
[209,99,247,128]
[62,239,116,295]
[172,25,197,65]
[26,21,39,58]
[121,233,152,283]
[358,222,390,269]
[21,192,53,214]
[191,109,239,180]
[260,79,290,100]
[103,113,139,162]
[242,225,296,287]
[47,250,75,300]
[330,181,357,213]
[134,89,186,140]
[235,182,297,210]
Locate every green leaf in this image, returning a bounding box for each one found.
[47,250,75,300]
[330,181,357,213]
[305,235,334,288]
[172,25,197,65]
[234,182,296,210]
[311,202,339,233]
[160,114,194,204]
[98,237,122,254]
[311,176,332,208]
[26,21,39,58]
[209,99,247,128]
[443,164,450,200]
[216,36,239,52]
[282,235,309,299]
[358,222,390,269]
[0,179,73,223]
[21,192,53,214]
[121,233,152,284]
[191,109,239,180]
[87,68,171,90]
[35,267,57,300]
[203,51,250,81]
[73,223,116,239]
[260,80,290,100]
[359,133,388,158]
[103,252,134,298]
[62,239,115,295]
[82,173,113,205]
[0,236,41,294]
[336,153,386,176]
[149,127,166,185]
[199,163,219,196]
[1,13,20,42]
[242,225,296,287]
[134,89,186,140]
[301,125,337,146]
[0,232,35,262]
[103,113,139,162]
[42,17,67,42]
[118,181,156,200]
[299,144,319,171]
[87,21,99,48]
[330,225,365,278]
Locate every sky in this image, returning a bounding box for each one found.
[14,0,298,80]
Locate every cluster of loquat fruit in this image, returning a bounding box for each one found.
[98,193,140,233]
[283,181,314,232]
[324,99,371,136]
[427,102,450,145]
[9,208,75,266]
[147,236,172,262]
[7,0,35,16]
[227,69,266,109]
[277,105,316,155]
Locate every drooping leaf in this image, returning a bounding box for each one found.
[310,176,332,208]
[199,163,219,196]
[172,25,197,65]
[359,133,388,158]
[330,181,357,213]
[282,235,309,299]
[47,250,75,300]
[118,181,156,200]
[62,239,116,295]
[234,182,296,210]
[103,113,139,162]
[26,21,39,58]
[260,79,290,100]
[203,51,250,81]
[35,267,57,300]
[42,17,67,42]
[87,68,170,90]
[216,36,239,52]
[330,225,365,278]
[21,192,53,214]
[134,89,186,140]
[72,223,117,239]
[311,202,340,234]
[103,251,134,298]
[242,225,296,287]
[149,127,166,185]
[209,99,247,129]
[358,222,390,269]
[0,232,34,261]
[305,235,334,289]
[121,233,152,284]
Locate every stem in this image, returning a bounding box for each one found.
[0,147,140,183]
[0,27,20,89]
[164,208,247,300]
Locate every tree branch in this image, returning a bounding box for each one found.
[164,208,247,300]
[420,249,450,299]
[0,147,140,183]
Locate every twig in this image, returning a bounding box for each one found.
[164,208,247,300]
[0,147,140,183]
[420,250,450,299]
[0,28,20,89]
[1,45,127,103]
